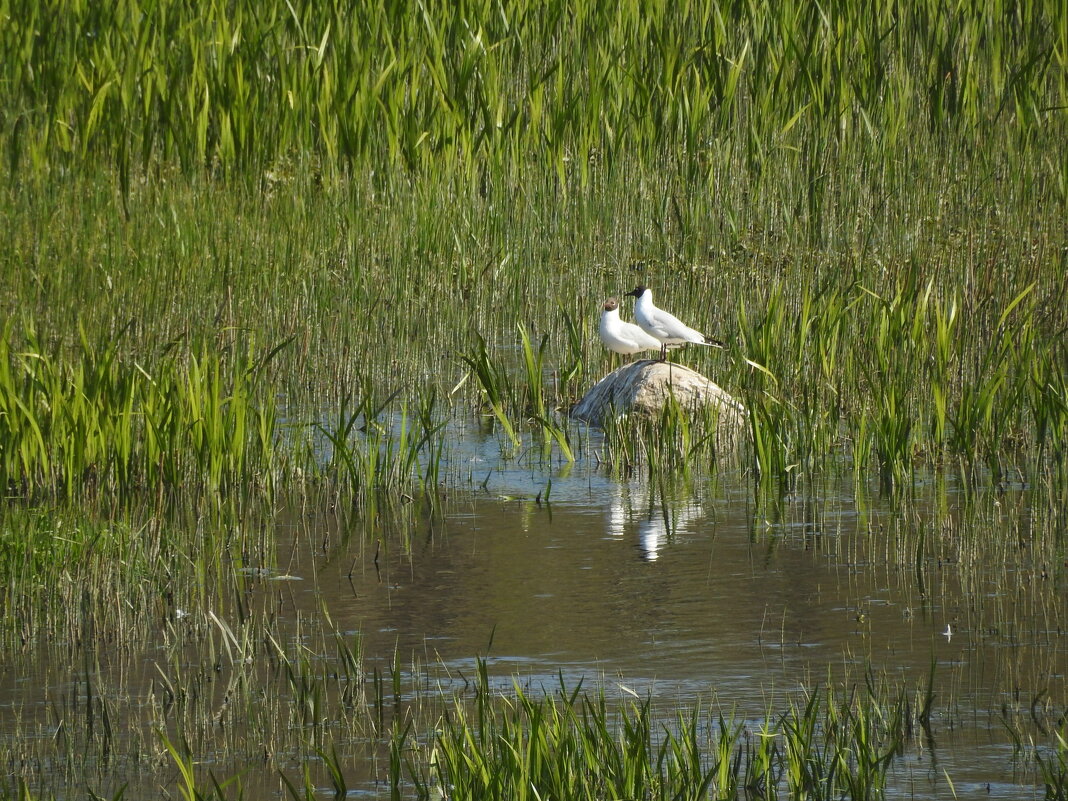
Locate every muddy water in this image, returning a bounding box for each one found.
[1,460,1063,799]
[269,465,1064,799]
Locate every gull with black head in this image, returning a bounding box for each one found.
[624,285,725,361]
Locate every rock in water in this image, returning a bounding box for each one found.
[571,360,746,432]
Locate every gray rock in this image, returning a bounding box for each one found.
[571,360,746,434]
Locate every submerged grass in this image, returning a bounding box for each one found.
[0,465,1065,798]
[7,654,1053,801]
[444,678,1068,801]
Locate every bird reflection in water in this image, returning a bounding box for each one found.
[606,483,702,562]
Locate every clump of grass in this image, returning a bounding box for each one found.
[313,381,448,516]
[400,662,930,800]
[0,320,457,513]
[724,265,1067,492]
[460,327,575,463]
[600,395,735,481]
[460,333,521,451]
[0,321,283,503]
[1036,728,1068,799]
[518,323,575,462]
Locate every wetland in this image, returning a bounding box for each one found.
[1,0,1066,798]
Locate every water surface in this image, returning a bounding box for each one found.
[265,460,1063,798]
[1,453,1063,799]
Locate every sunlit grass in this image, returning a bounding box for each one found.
[0,1,1066,798]
[2,0,1063,184]
[2,152,1064,497]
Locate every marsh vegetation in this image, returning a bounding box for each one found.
[1,0,1066,797]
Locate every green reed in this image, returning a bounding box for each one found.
[727,266,1066,490]
[460,333,521,451]
[1036,729,1068,800]
[0,316,461,510]
[2,0,1062,187]
[600,393,737,481]
[399,664,949,801]
[518,323,575,462]
[314,381,448,516]
[0,321,280,501]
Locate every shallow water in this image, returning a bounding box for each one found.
[0,438,1064,799]
[262,455,1064,799]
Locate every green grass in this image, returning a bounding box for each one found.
[0,2,1066,798]
[2,1,1064,491]
[1,142,1065,495]
[420,669,1064,801]
[2,0,1063,182]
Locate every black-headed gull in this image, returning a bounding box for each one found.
[624,285,725,361]
[598,298,668,358]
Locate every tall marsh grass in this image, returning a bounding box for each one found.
[2,0,1063,184]
[0,321,279,501]
[0,320,450,508]
[1,3,1066,799]
[2,0,1065,488]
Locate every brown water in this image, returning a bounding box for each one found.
[1,458,1064,799]
[268,462,1063,798]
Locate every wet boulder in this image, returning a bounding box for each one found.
[571,360,746,433]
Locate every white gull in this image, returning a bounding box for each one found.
[598,297,669,358]
[624,285,724,361]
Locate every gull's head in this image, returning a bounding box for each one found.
[603,298,619,312]
[625,285,648,299]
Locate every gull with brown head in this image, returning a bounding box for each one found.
[598,297,667,358]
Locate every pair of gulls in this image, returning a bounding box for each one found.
[600,286,724,362]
